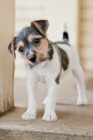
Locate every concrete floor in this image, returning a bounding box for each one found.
[14,72,93,134]
[0,72,93,140]
[14,72,93,108]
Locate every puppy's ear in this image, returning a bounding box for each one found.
[31,20,49,36]
[8,37,16,58]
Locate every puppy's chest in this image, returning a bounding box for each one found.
[37,72,48,83]
[38,76,46,83]
[35,68,49,83]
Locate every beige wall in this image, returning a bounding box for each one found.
[16,0,78,45]
[15,0,78,77]
[79,0,93,71]
[0,0,15,113]
[44,0,78,46]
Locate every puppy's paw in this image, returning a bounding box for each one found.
[22,111,36,120]
[42,111,57,121]
[77,96,88,105]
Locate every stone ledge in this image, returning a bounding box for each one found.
[0,107,93,140]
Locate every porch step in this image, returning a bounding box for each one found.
[0,107,93,140]
[1,73,93,140]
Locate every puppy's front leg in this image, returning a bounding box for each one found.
[42,81,58,121]
[22,70,38,120]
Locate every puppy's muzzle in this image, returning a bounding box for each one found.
[29,54,36,62]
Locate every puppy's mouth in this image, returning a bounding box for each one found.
[29,58,47,67]
[27,50,49,67]
[21,50,49,68]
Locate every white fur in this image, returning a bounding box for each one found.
[21,22,88,121]
[22,42,88,121]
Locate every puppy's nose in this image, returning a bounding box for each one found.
[29,54,36,62]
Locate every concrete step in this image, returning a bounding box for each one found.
[0,107,93,140]
[0,73,93,140]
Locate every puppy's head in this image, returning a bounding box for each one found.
[8,20,51,67]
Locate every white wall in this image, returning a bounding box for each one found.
[15,0,78,77]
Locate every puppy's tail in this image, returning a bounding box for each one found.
[62,20,69,42]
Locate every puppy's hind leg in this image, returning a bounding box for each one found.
[72,53,88,105]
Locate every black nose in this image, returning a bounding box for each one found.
[29,54,36,62]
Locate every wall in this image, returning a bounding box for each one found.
[0,0,15,113]
[79,0,93,71]
[15,0,78,77]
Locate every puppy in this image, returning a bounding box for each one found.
[8,20,88,121]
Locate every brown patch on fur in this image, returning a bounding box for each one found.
[58,47,69,71]
[28,34,42,42]
[48,43,54,60]
[19,37,52,66]
[55,74,60,84]
[17,41,24,48]
[35,38,49,61]
[31,20,49,36]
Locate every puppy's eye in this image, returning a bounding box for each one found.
[19,47,24,53]
[34,38,40,44]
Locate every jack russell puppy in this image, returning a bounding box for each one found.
[8,20,88,121]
